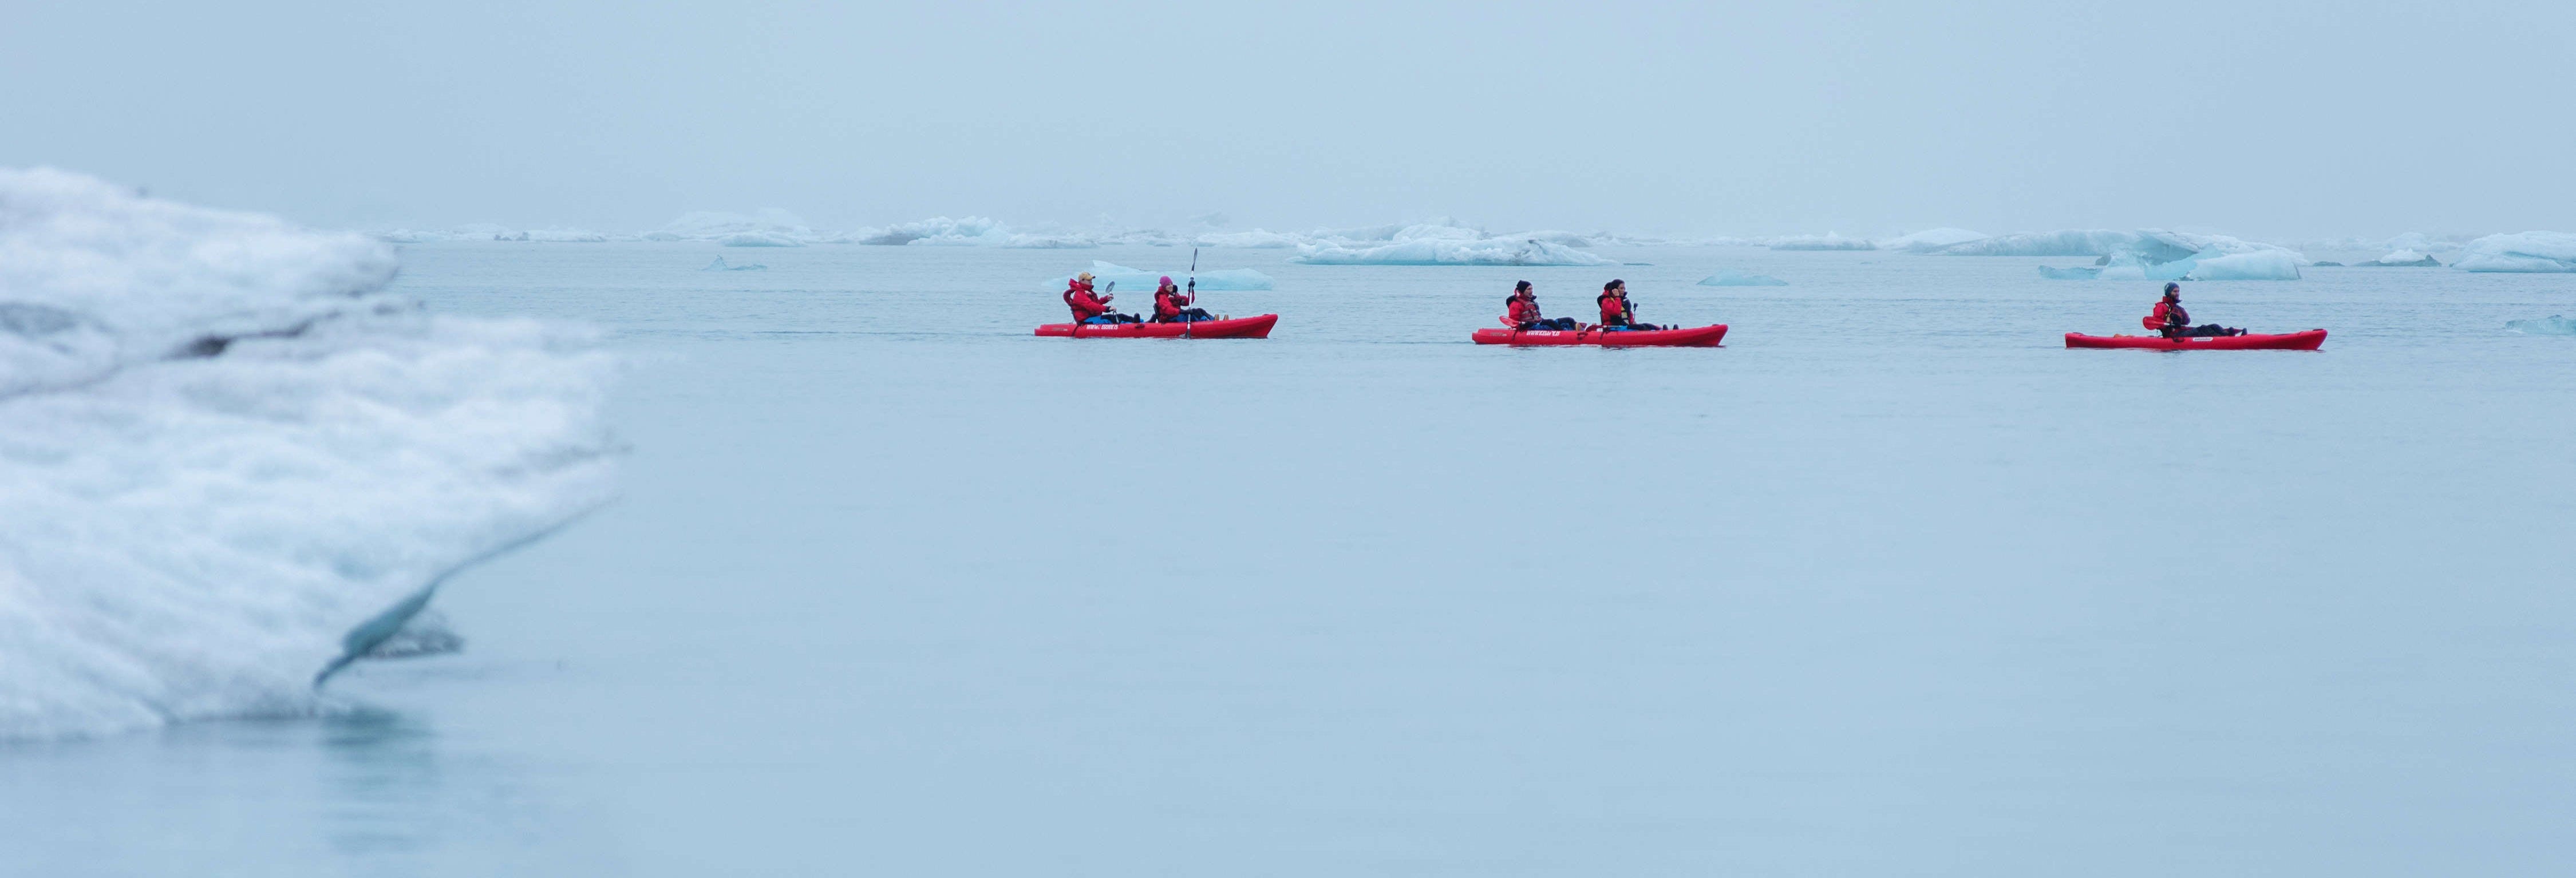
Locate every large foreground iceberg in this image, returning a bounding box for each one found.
[2452,232,2576,272]
[0,168,617,739]
[1060,261,1274,291]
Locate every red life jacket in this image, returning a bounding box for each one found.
[1598,292,1627,323]
[1504,295,1542,326]
[1153,287,1190,320]
[1065,281,1109,320]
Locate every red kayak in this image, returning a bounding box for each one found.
[1471,324,1728,347]
[2065,329,2326,350]
[1034,314,1277,338]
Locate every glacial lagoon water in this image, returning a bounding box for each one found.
[6,241,2573,876]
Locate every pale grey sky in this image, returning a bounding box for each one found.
[5,0,2569,239]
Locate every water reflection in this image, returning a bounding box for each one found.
[318,707,445,859]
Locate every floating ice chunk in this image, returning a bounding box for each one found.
[702,256,767,271]
[2360,249,2442,267]
[2452,231,2576,272]
[1768,233,1875,251]
[0,167,616,739]
[1878,228,1988,252]
[1062,261,1274,291]
[523,228,609,243]
[2184,250,2303,280]
[720,231,805,247]
[2504,315,2576,335]
[2037,266,2103,280]
[1697,270,1788,286]
[1291,237,1616,266]
[1934,230,2144,256]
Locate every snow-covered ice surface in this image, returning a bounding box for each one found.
[6,239,2574,876]
[0,169,617,740]
[2453,231,2576,272]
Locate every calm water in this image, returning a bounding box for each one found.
[7,242,2573,876]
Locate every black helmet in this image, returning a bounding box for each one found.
[2163,282,2181,294]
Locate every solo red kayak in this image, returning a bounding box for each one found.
[1034,314,1278,338]
[1471,324,1728,347]
[2064,329,2326,350]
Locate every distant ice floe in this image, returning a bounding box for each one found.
[2452,232,2576,272]
[1934,230,2148,257]
[1876,228,1988,252]
[1992,229,2306,281]
[719,231,804,247]
[1060,261,1274,291]
[1768,233,1876,251]
[0,167,617,739]
[2357,249,2443,267]
[2504,315,2576,335]
[702,256,767,271]
[1282,220,1621,266]
[1698,270,1788,287]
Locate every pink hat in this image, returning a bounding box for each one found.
[1160,275,1173,285]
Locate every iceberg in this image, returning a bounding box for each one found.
[0,167,616,739]
[2183,250,2304,280]
[1293,236,1615,267]
[2452,231,2576,272]
[2359,249,2442,267]
[1697,270,1788,286]
[2504,315,2576,335]
[702,256,767,271]
[719,231,805,247]
[1768,233,1876,251]
[1933,230,2144,256]
[1945,228,2304,280]
[1878,228,1989,252]
[1061,261,1274,291]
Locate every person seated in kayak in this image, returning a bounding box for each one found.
[1064,272,1138,324]
[1150,276,1214,323]
[1503,280,1580,330]
[1595,279,1666,331]
[2146,283,2244,338]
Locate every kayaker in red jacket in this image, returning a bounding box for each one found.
[1151,276,1214,323]
[1064,272,1137,324]
[1595,279,1665,331]
[2146,283,2243,338]
[1504,280,1578,330]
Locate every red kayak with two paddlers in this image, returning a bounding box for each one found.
[1471,324,1729,347]
[1035,314,1278,338]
